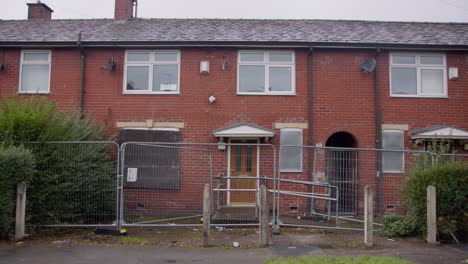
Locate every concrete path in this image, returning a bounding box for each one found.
[1,242,467,264]
[0,244,271,264]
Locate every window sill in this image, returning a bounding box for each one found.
[280,169,303,173]
[237,92,296,96]
[390,94,448,99]
[18,92,50,95]
[383,171,404,174]
[123,91,180,95]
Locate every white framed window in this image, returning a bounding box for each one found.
[19,50,51,94]
[280,128,303,172]
[124,50,180,94]
[237,50,295,95]
[390,53,447,98]
[382,130,404,173]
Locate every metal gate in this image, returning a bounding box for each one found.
[326,148,358,216]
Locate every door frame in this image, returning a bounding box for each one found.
[227,138,260,206]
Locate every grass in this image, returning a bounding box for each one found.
[264,256,415,264]
[119,236,151,245]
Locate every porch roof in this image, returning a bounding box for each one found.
[213,123,275,138]
[409,125,468,140]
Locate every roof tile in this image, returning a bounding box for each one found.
[0,18,467,47]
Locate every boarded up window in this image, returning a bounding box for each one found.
[119,129,181,190]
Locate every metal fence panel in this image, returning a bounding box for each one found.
[26,142,119,227]
[278,145,436,230]
[120,142,212,226]
[120,142,276,227]
[24,140,466,232]
[438,153,468,164]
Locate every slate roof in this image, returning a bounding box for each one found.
[0,18,467,48]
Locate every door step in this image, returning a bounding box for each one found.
[212,206,258,224]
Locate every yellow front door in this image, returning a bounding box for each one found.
[229,140,257,206]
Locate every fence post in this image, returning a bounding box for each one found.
[427,185,437,244]
[259,185,269,247]
[364,185,373,247]
[15,182,27,241]
[202,183,211,246]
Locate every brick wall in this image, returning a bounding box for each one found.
[1,47,467,217]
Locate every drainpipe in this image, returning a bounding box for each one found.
[307,47,315,213]
[77,32,85,118]
[307,47,314,181]
[374,48,383,216]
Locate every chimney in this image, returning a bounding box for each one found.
[115,0,136,20]
[27,1,54,20]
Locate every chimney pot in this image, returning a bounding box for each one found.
[115,0,136,20]
[27,1,54,20]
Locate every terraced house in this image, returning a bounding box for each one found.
[1,0,467,224]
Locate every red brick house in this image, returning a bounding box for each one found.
[1,1,467,221]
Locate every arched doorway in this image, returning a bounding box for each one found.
[325,132,358,215]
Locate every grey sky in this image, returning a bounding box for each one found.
[1,0,468,22]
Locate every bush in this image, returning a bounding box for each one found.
[401,163,468,238]
[0,97,115,227]
[27,143,116,225]
[0,97,106,143]
[381,215,416,238]
[0,145,35,239]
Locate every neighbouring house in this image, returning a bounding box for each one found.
[0,0,467,222]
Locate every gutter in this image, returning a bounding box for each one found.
[1,41,468,51]
[374,48,383,216]
[77,32,85,117]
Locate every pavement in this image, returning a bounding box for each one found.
[0,244,271,264]
[0,229,467,264]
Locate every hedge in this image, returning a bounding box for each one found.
[401,163,468,238]
[0,97,115,229]
[0,145,35,239]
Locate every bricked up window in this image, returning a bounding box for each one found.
[119,128,181,190]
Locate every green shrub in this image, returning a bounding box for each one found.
[0,145,35,239]
[401,163,468,238]
[0,96,106,143]
[0,97,115,228]
[27,143,116,225]
[381,215,416,238]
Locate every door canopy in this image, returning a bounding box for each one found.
[213,123,275,138]
[409,125,468,140]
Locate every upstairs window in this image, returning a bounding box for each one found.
[19,50,51,94]
[124,50,180,94]
[390,53,447,97]
[238,50,295,95]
